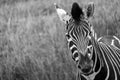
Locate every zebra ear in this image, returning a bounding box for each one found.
[71,2,84,21]
[86,2,94,18]
[54,3,71,24]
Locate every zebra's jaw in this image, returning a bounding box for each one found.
[54,3,71,24]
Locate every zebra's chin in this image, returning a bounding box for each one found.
[80,65,93,75]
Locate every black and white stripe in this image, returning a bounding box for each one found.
[55,2,120,80]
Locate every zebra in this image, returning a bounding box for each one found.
[54,2,120,80]
[97,35,120,49]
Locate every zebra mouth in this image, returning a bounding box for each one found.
[78,63,93,75]
[81,66,92,74]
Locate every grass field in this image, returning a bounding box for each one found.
[0,0,120,80]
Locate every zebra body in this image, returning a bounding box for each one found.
[97,35,120,49]
[55,2,120,80]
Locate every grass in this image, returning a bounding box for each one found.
[0,0,120,80]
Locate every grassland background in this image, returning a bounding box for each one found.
[0,0,120,80]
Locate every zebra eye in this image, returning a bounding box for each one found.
[87,47,91,53]
[88,53,91,59]
[65,33,70,39]
[87,46,93,59]
[88,39,92,46]
[66,21,69,24]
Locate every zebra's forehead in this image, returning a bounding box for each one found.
[66,18,93,48]
[77,38,89,54]
[66,18,92,31]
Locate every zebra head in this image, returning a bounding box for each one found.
[55,2,95,74]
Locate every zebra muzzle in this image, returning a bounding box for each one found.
[77,54,93,74]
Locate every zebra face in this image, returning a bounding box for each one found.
[55,2,95,74]
[68,2,94,57]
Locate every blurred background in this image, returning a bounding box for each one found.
[0,0,120,80]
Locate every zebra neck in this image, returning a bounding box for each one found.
[84,39,105,79]
[92,39,104,69]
